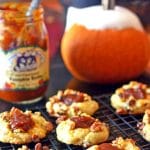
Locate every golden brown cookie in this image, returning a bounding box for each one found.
[87,137,140,150]
[137,109,150,142]
[86,143,120,150]
[46,89,99,118]
[112,137,140,150]
[17,143,51,150]
[56,114,109,147]
[0,107,53,144]
[111,81,150,114]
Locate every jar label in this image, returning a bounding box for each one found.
[0,47,49,90]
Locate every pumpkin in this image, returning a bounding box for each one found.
[61,5,150,84]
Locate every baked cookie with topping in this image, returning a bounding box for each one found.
[18,143,52,150]
[87,143,120,150]
[87,137,140,150]
[0,107,53,144]
[111,81,150,114]
[46,89,99,118]
[56,114,109,147]
[137,109,150,142]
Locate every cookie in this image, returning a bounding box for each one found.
[56,114,109,147]
[112,137,140,150]
[0,107,53,144]
[46,89,99,118]
[111,81,150,114]
[87,137,140,150]
[137,109,150,142]
[86,143,120,150]
[17,143,51,150]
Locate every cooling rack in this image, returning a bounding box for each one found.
[0,94,150,150]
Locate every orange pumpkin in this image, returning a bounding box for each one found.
[61,6,150,84]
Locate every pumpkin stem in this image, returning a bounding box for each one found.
[102,0,115,10]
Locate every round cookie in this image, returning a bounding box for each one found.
[111,81,150,114]
[0,107,53,144]
[56,114,109,147]
[17,143,51,150]
[87,137,140,150]
[86,143,120,150]
[137,109,150,142]
[112,137,140,150]
[46,89,99,118]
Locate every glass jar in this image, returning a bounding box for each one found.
[0,2,49,103]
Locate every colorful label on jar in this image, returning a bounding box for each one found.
[0,47,49,90]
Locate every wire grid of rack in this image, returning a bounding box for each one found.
[0,94,149,150]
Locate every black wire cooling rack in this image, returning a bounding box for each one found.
[0,94,150,150]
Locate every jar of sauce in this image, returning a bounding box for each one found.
[0,2,49,103]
